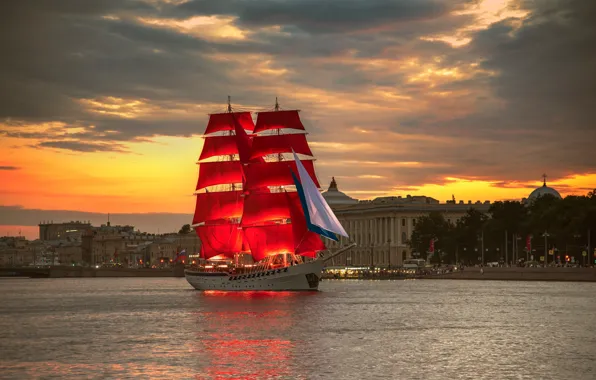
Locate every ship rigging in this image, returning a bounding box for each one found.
[185,97,354,291]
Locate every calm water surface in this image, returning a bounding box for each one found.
[0,278,595,379]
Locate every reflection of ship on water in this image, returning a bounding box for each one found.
[193,291,314,379]
[185,98,355,291]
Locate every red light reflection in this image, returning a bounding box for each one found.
[190,291,314,378]
[202,290,318,299]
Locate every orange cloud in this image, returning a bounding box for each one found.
[137,15,248,41]
[421,0,530,47]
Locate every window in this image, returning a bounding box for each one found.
[413,219,417,226]
[401,218,406,227]
[401,232,407,243]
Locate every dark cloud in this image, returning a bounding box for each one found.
[0,0,238,139]
[0,166,20,171]
[0,0,594,194]
[432,0,596,180]
[36,141,129,153]
[0,0,475,154]
[173,0,464,34]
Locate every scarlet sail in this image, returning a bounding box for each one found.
[192,191,244,224]
[205,112,255,135]
[244,160,320,190]
[243,224,296,262]
[250,133,313,159]
[254,110,305,133]
[241,192,299,227]
[197,224,243,259]
[196,161,243,190]
[193,101,335,262]
[199,135,239,161]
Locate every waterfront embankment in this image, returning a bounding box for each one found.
[428,266,596,282]
[0,265,185,278]
[323,266,596,282]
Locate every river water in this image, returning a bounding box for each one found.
[0,278,594,379]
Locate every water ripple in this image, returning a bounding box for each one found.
[0,278,595,379]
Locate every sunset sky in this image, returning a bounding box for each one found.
[1,0,595,239]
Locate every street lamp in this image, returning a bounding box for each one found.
[573,233,582,265]
[478,231,485,266]
[370,243,375,271]
[543,231,550,267]
[347,240,354,267]
[387,239,391,269]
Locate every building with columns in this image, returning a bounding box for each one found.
[323,179,491,267]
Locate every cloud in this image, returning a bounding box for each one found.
[172,0,466,34]
[0,0,594,197]
[36,141,129,153]
[0,166,19,171]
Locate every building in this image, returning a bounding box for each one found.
[525,174,562,203]
[321,177,359,205]
[38,221,91,241]
[81,221,201,267]
[322,180,491,267]
[0,236,34,267]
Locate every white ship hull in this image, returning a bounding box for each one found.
[185,259,324,291]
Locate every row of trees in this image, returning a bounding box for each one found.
[408,190,596,265]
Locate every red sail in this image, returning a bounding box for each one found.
[250,134,313,159]
[244,160,320,190]
[254,110,305,133]
[243,224,295,262]
[241,192,299,227]
[232,115,254,164]
[196,224,243,259]
[205,112,254,135]
[196,161,243,190]
[192,191,244,224]
[286,191,326,255]
[199,135,239,161]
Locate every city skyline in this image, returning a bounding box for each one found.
[1,0,595,238]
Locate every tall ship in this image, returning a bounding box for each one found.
[185,97,355,291]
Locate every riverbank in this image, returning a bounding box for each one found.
[322,266,596,282]
[0,265,185,278]
[427,266,596,282]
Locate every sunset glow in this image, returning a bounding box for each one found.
[1,0,594,239]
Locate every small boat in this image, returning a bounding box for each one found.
[185,97,355,291]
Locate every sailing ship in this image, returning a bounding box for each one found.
[184,97,355,291]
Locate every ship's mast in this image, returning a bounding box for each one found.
[275,97,290,265]
[228,95,239,263]
[227,95,236,192]
[275,97,284,192]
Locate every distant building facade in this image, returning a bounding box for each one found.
[323,180,491,267]
[20,220,205,267]
[321,177,359,206]
[524,174,562,204]
[82,222,201,267]
[0,236,33,267]
[38,221,91,241]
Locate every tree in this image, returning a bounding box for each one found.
[179,224,191,234]
[409,212,454,263]
[488,201,527,235]
[483,200,528,262]
[454,208,488,264]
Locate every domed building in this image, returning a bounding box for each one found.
[526,174,562,203]
[321,177,359,206]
